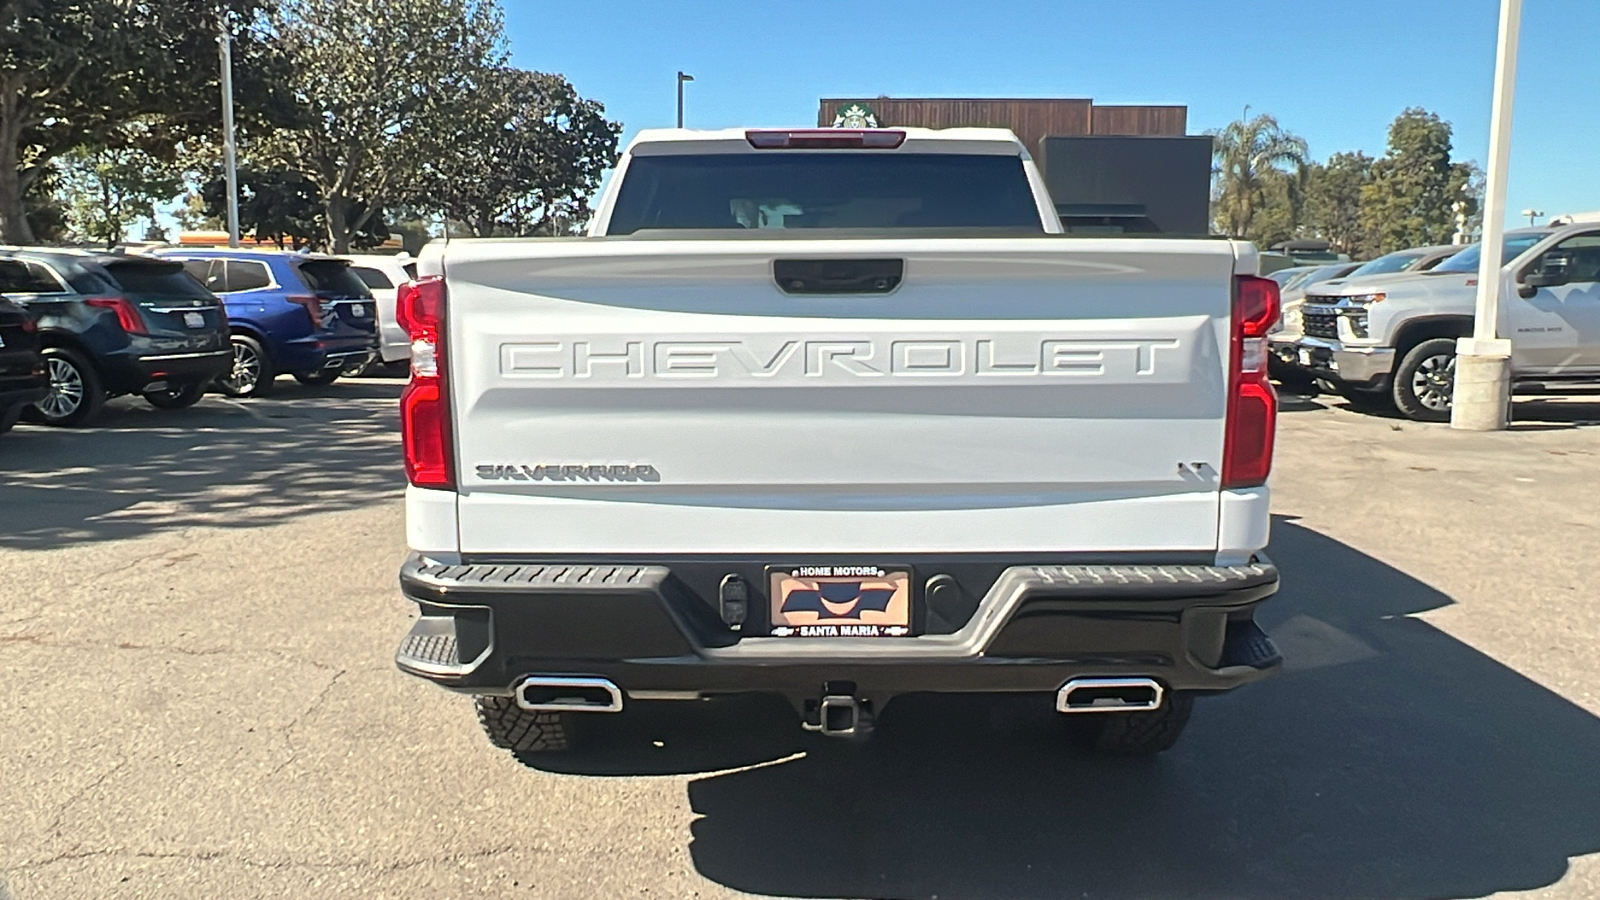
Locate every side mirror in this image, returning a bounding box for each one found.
[1521,252,1573,295]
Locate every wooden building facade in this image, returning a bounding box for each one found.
[816,97,1187,163]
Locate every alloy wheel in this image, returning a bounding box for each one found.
[1410,353,1456,412]
[39,357,85,419]
[224,341,261,394]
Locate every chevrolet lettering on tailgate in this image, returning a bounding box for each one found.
[498,336,1186,382]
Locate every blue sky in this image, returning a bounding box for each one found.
[505,0,1600,228]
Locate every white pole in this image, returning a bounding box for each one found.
[1451,0,1521,431]
[676,71,693,129]
[218,19,241,248]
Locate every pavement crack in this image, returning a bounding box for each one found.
[267,668,348,778]
[14,843,520,874]
[44,757,128,838]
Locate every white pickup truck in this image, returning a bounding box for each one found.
[1297,221,1600,420]
[393,126,1283,757]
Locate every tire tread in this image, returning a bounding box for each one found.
[474,696,570,755]
[1068,692,1195,756]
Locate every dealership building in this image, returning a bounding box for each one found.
[818,97,1211,235]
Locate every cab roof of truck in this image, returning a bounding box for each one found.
[625,127,1031,158]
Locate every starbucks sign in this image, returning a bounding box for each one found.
[832,103,880,128]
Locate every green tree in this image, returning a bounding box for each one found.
[260,0,507,252]
[22,161,67,241]
[425,68,620,237]
[1359,108,1480,253]
[58,128,183,247]
[0,0,280,244]
[196,163,388,250]
[1302,151,1375,256]
[1209,112,1309,242]
[1243,170,1303,249]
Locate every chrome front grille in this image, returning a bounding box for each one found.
[1303,308,1340,339]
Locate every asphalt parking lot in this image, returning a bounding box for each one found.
[3,383,1600,900]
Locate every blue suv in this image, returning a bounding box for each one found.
[155,249,379,397]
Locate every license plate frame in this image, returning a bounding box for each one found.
[183,311,205,329]
[766,565,913,638]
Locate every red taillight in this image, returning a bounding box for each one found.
[398,276,452,488]
[1222,275,1281,489]
[287,294,324,329]
[85,297,146,335]
[745,129,906,150]
[395,277,444,338]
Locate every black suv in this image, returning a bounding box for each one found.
[0,250,232,426]
[0,294,47,435]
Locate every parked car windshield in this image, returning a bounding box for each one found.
[1269,267,1314,287]
[607,153,1044,234]
[1347,251,1423,278]
[297,260,373,297]
[102,261,213,301]
[1433,234,1545,274]
[1290,264,1355,291]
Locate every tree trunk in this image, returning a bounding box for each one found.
[326,192,350,254]
[0,121,35,244]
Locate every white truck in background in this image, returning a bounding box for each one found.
[391,126,1284,758]
[1297,221,1600,420]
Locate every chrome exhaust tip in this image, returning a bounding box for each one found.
[513,676,623,713]
[1056,677,1164,714]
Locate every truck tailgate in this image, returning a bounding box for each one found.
[441,237,1239,555]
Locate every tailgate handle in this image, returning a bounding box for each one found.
[773,258,903,295]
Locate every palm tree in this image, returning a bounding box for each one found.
[1209,111,1309,240]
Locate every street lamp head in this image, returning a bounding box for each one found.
[678,71,694,83]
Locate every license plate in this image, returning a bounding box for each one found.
[184,311,205,328]
[1298,348,1313,367]
[349,304,366,317]
[768,566,912,637]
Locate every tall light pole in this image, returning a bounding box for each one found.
[676,71,694,129]
[1451,0,1522,431]
[218,15,241,248]
[1521,207,1544,226]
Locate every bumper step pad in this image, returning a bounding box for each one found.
[1220,619,1282,670]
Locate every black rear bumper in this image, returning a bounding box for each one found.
[0,377,48,414]
[395,553,1282,700]
[101,348,232,393]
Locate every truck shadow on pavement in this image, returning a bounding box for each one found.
[0,381,404,550]
[529,518,1600,900]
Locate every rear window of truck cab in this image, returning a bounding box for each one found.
[606,153,1044,234]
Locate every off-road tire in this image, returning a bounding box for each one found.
[474,696,570,755]
[1392,337,1456,423]
[1066,691,1195,756]
[143,381,208,410]
[29,347,105,427]
[293,369,341,386]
